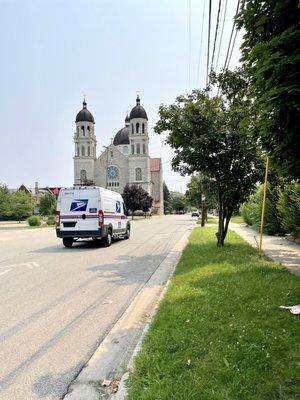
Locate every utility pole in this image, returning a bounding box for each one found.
[259,157,269,254]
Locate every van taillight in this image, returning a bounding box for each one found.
[55,211,60,227]
[98,210,104,226]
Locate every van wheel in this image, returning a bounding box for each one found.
[124,226,130,239]
[63,238,73,248]
[103,229,112,247]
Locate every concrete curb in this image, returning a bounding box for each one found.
[63,228,194,400]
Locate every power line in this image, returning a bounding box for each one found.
[227,28,238,69]
[196,0,206,87]
[215,0,228,73]
[210,0,222,78]
[206,0,212,87]
[222,0,240,72]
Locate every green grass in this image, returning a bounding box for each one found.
[231,215,244,223]
[127,228,299,400]
[196,216,217,225]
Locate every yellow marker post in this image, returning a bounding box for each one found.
[259,156,269,254]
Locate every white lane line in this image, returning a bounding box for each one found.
[0,262,40,270]
[0,269,12,277]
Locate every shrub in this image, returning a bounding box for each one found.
[240,187,262,228]
[278,181,300,239]
[27,215,41,226]
[46,215,55,225]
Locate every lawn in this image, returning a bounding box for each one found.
[230,215,244,223]
[126,228,299,400]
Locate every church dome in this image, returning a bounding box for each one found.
[129,95,148,120]
[75,100,95,123]
[113,126,130,146]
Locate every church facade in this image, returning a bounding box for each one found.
[73,96,164,214]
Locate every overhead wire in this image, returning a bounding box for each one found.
[206,0,212,87]
[196,0,206,88]
[227,28,238,69]
[222,0,241,72]
[209,0,222,79]
[215,0,228,73]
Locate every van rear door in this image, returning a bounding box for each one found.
[60,188,99,233]
[76,188,99,232]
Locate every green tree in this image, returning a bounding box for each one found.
[0,184,10,218]
[278,181,300,239]
[155,69,262,246]
[122,184,152,219]
[237,0,300,179]
[186,174,218,210]
[9,191,34,221]
[39,193,56,216]
[163,182,172,213]
[170,191,186,213]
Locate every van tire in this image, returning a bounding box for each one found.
[124,225,130,239]
[103,229,112,247]
[63,238,73,248]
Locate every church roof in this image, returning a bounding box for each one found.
[113,126,130,146]
[150,158,161,172]
[129,95,148,120]
[75,100,95,124]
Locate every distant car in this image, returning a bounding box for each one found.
[191,210,200,217]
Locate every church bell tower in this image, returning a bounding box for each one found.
[73,99,97,185]
[128,95,151,193]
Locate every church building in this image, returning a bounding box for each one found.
[73,95,164,214]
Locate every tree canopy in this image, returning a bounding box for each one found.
[186,173,218,210]
[0,186,34,221]
[237,0,300,179]
[122,184,153,218]
[39,193,56,216]
[155,69,262,245]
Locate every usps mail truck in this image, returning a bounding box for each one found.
[56,187,130,247]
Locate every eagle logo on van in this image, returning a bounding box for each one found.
[70,199,88,212]
[116,201,121,213]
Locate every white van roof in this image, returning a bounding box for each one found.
[60,186,123,200]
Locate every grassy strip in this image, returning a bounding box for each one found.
[196,216,217,225]
[127,228,299,400]
[231,215,244,223]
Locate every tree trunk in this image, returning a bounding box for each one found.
[223,208,233,241]
[217,200,224,247]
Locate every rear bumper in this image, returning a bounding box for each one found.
[56,226,108,238]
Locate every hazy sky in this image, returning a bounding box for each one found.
[0,0,242,192]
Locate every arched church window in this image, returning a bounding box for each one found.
[136,143,140,154]
[87,126,90,132]
[135,168,142,181]
[132,124,134,134]
[131,144,134,154]
[136,123,140,134]
[123,146,129,155]
[80,169,87,183]
[81,146,85,156]
[142,123,145,133]
[88,146,90,156]
[81,126,85,136]
[77,146,80,156]
[107,166,119,181]
[143,144,146,154]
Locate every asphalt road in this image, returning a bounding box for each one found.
[0,215,194,400]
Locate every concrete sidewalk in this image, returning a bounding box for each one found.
[230,222,300,277]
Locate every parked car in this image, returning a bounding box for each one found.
[56,186,130,247]
[191,210,200,217]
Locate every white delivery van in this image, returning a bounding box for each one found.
[56,186,130,247]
